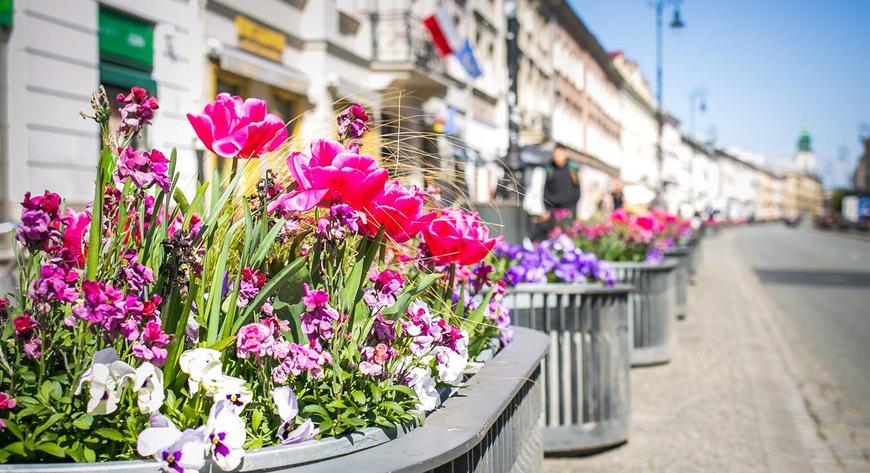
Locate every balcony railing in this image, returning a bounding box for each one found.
[371,10,446,76]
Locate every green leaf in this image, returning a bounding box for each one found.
[301,403,331,421]
[382,384,416,398]
[33,412,65,437]
[250,218,286,268]
[381,401,405,415]
[83,446,96,463]
[35,442,66,458]
[207,335,237,353]
[94,427,127,442]
[251,409,264,431]
[206,219,244,343]
[234,258,306,334]
[172,186,190,214]
[73,415,94,430]
[203,168,245,233]
[350,390,366,406]
[3,441,26,457]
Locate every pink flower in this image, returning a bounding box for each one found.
[363,181,431,243]
[59,208,90,268]
[422,209,498,266]
[336,103,369,141]
[116,87,158,134]
[236,323,275,359]
[116,147,170,192]
[268,139,389,213]
[13,314,37,336]
[187,93,287,159]
[610,209,629,225]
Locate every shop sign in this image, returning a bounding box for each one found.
[236,15,285,62]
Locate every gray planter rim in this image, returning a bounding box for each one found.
[605,258,679,271]
[510,282,633,295]
[663,246,690,256]
[0,329,547,473]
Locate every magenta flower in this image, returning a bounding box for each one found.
[237,268,267,308]
[116,147,170,192]
[336,103,369,141]
[187,93,287,159]
[300,284,340,343]
[59,208,90,268]
[116,87,159,135]
[362,181,431,244]
[422,208,499,266]
[268,139,389,213]
[29,263,79,306]
[132,320,169,365]
[16,191,62,250]
[362,268,404,310]
[271,343,333,382]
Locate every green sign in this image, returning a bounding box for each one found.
[99,8,153,70]
[0,0,12,28]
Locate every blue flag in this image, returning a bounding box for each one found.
[454,39,482,79]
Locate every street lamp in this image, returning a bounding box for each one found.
[689,87,706,139]
[654,0,685,197]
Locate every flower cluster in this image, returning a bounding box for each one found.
[115,147,170,192]
[558,208,673,263]
[496,236,615,286]
[117,86,159,135]
[16,190,62,250]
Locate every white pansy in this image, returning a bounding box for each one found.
[132,362,165,414]
[75,348,135,415]
[203,400,246,471]
[212,376,253,414]
[280,418,318,445]
[179,348,223,394]
[138,425,206,473]
[406,366,440,412]
[271,386,299,423]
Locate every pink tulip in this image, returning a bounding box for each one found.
[269,139,389,214]
[363,181,431,243]
[422,208,498,266]
[610,208,629,225]
[60,208,90,268]
[187,93,287,159]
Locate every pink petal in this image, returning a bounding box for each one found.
[186,113,216,153]
[309,140,345,166]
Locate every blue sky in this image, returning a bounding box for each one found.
[568,0,870,188]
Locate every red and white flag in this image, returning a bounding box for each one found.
[422,7,462,57]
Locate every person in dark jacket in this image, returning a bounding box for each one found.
[543,145,581,217]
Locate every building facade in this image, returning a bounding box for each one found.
[0,0,203,219]
[551,1,621,219]
[612,52,658,208]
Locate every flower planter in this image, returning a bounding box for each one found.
[607,260,678,367]
[0,327,549,473]
[663,247,690,319]
[504,283,632,454]
[686,237,700,281]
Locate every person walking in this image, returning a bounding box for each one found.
[524,144,581,240]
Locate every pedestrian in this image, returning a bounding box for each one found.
[611,178,624,210]
[523,144,581,240]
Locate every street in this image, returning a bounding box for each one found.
[544,225,870,473]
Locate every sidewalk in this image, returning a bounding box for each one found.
[544,229,831,473]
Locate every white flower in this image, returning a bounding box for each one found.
[405,366,440,412]
[179,348,223,394]
[75,348,135,415]
[271,386,299,423]
[272,386,319,444]
[137,424,206,473]
[436,330,469,384]
[213,376,253,414]
[203,400,246,471]
[133,362,165,414]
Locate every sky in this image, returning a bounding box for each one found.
[568,0,870,188]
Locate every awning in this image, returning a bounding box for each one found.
[328,76,381,108]
[100,62,157,93]
[220,46,309,96]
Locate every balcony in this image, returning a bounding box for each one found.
[370,10,451,95]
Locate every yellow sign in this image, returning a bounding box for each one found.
[235,15,285,62]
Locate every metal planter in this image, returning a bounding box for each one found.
[663,247,690,319]
[1,327,549,473]
[505,283,632,454]
[608,260,678,367]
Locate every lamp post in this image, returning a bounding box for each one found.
[655,0,685,196]
[502,0,521,204]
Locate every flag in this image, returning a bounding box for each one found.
[454,39,482,79]
[422,7,461,57]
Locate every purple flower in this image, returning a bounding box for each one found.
[23,337,42,359]
[237,268,266,308]
[369,314,397,345]
[363,268,404,310]
[29,262,79,306]
[271,343,332,381]
[645,248,664,264]
[121,251,154,293]
[115,147,170,191]
[236,323,275,359]
[300,284,340,343]
[16,191,62,250]
[336,103,369,141]
[116,87,159,135]
[314,203,363,240]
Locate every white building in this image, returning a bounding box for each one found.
[611,52,658,208]
[684,136,719,216]
[0,0,204,219]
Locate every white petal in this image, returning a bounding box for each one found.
[271,386,298,422]
[213,446,244,471]
[176,429,207,471]
[137,426,182,456]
